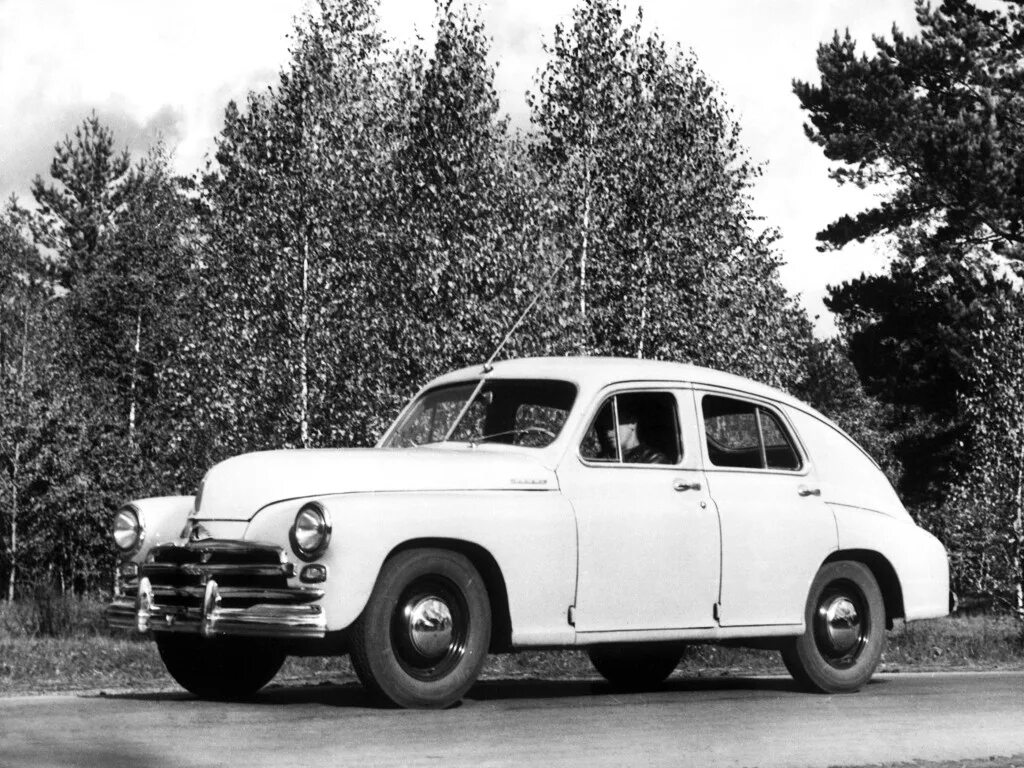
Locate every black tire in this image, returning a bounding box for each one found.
[588,644,684,690]
[155,634,285,699]
[350,548,491,709]
[781,560,885,693]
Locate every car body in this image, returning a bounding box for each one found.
[107,356,950,707]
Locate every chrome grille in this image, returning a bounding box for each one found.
[139,540,317,609]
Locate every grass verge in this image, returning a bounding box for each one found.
[0,610,1021,697]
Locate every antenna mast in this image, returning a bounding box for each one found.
[440,247,573,443]
[481,248,574,373]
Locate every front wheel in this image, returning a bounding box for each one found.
[350,548,491,709]
[588,644,684,689]
[155,635,285,699]
[781,561,885,693]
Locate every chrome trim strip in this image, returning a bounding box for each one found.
[148,585,324,602]
[142,562,294,578]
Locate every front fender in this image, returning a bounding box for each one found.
[125,496,195,562]
[245,490,577,646]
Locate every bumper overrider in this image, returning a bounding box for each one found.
[107,540,327,639]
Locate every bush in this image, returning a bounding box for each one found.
[0,587,109,639]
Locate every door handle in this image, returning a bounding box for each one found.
[673,479,702,492]
[797,485,821,497]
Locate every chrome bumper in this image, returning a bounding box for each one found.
[107,577,327,639]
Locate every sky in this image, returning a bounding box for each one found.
[0,0,923,335]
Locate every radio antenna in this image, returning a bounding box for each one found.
[440,246,573,443]
[481,246,574,373]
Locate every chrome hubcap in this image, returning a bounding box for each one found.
[813,581,868,669]
[407,596,454,659]
[390,576,468,682]
[821,596,860,656]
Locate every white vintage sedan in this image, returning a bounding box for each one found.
[107,357,950,708]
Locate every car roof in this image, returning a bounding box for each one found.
[427,356,808,411]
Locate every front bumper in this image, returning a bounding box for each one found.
[107,539,328,640]
[108,577,327,638]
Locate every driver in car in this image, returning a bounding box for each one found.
[607,402,669,465]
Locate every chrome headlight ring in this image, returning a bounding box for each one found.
[290,501,332,562]
[113,504,145,558]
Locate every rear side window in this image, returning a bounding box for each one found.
[702,395,801,471]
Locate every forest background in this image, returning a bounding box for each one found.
[1,0,1023,629]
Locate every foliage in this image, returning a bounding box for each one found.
[385,2,548,384]
[0,0,914,609]
[826,247,1020,510]
[794,338,901,485]
[188,0,405,455]
[943,301,1024,619]
[794,0,1024,256]
[530,0,811,388]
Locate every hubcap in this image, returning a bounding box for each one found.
[407,596,454,658]
[390,576,468,681]
[821,596,860,655]
[813,581,868,669]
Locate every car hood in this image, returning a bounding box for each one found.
[196,447,557,521]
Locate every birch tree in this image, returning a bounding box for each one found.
[384,1,547,386]
[0,210,48,599]
[531,0,811,386]
[193,0,404,452]
[944,305,1024,621]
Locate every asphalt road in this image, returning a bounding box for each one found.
[1,671,1022,768]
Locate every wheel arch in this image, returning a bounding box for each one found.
[388,537,513,653]
[823,549,905,628]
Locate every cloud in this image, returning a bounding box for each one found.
[0,0,303,199]
[0,103,187,201]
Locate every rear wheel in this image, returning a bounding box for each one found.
[155,634,285,699]
[588,644,684,690]
[350,548,491,709]
[781,561,885,693]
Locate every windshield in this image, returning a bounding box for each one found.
[383,378,577,449]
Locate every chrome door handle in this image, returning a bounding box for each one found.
[798,485,821,497]
[673,480,702,492]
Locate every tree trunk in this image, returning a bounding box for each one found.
[128,311,141,448]
[1013,441,1024,622]
[637,251,651,360]
[579,163,591,334]
[6,444,18,603]
[7,303,30,602]
[299,231,310,449]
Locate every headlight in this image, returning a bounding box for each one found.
[113,505,144,555]
[290,502,331,561]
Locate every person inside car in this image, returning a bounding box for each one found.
[609,401,669,465]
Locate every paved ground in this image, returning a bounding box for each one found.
[1,671,1022,767]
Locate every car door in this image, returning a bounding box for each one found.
[557,387,721,633]
[695,389,837,627]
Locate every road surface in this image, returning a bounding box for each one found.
[1,671,1022,767]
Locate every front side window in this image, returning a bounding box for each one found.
[702,394,801,470]
[384,379,576,448]
[580,392,680,465]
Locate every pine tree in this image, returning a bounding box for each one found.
[794,0,1024,257]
